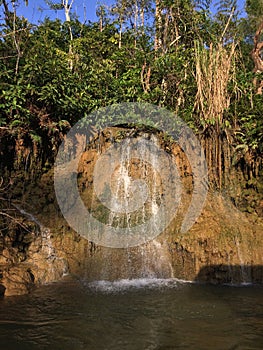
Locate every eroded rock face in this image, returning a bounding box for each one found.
[1,128,263,296]
[2,266,34,296]
[169,193,263,284]
[0,212,68,296]
[5,190,260,296]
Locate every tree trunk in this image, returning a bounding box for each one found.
[154,0,162,52]
[251,20,263,94]
[2,0,21,75]
[119,21,123,49]
[63,0,74,70]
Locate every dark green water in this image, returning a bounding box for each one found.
[0,277,262,350]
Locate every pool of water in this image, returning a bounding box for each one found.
[0,277,262,349]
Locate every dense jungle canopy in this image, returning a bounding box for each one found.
[0,0,262,198]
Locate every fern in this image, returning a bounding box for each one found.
[215,0,237,15]
[193,0,212,12]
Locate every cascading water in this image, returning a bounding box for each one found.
[12,204,69,280]
[235,236,252,284]
[83,133,176,282]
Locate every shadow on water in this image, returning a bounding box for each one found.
[195,264,263,285]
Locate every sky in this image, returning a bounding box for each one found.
[16,0,114,24]
[13,0,246,25]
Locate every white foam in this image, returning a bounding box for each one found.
[85,278,193,293]
[223,282,255,287]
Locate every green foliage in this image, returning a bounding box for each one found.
[215,0,237,14]
[246,0,263,21]
[0,0,261,184]
[240,0,263,43]
[194,0,212,12]
[45,1,64,11]
[232,93,263,154]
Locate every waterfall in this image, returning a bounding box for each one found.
[136,239,174,279]
[13,205,43,228]
[84,133,175,281]
[12,204,69,280]
[235,236,252,284]
[13,204,54,258]
[83,239,174,283]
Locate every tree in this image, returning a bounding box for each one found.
[111,0,153,48]
[0,0,31,75]
[96,4,108,32]
[245,0,263,93]
[45,1,75,69]
[246,0,263,28]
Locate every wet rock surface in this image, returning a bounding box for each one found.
[0,128,262,296]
